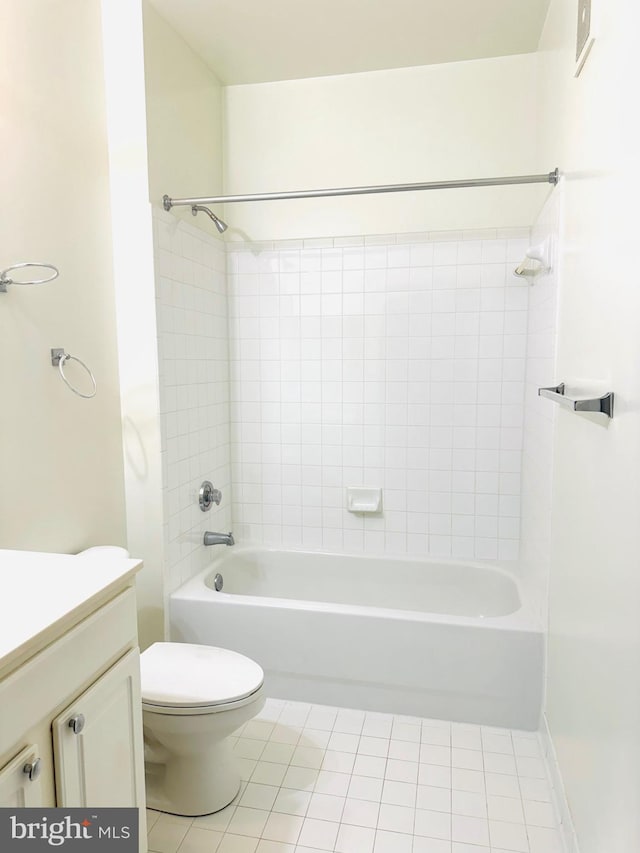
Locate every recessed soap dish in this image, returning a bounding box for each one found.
[347,487,382,514]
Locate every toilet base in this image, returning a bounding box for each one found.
[145,736,241,816]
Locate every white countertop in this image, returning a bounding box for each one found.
[0,549,142,675]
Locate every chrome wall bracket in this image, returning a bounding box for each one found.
[538,383,614,418]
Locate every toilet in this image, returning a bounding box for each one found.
[140,642,265,816]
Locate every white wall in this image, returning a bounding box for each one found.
[143,0,225,236]
[537,1,640,851]
[101,0,165,648]
[140,4,227,623]
[223,55,548,241]
[0,0,126,553]
[98,1,228,644]
[519,185,561,625]
[229,228,530,559]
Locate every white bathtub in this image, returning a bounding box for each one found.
[170,548,543,730]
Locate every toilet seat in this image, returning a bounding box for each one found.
[141,642,264,715]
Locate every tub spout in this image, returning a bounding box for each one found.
[203,531,235,546]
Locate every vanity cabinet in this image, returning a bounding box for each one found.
[53,648,143,807]
[0,579,146,849]
[0,744,44,807]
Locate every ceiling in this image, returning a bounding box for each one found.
[147,0,552,86]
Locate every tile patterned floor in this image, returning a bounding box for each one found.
[147,699,564,853]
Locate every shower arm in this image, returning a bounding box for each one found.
[163,169,559,210]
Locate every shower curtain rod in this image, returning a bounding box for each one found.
[163,168,559,210]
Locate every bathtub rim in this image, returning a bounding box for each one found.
[171,546,542,634]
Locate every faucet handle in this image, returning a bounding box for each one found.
[199,481,222,511]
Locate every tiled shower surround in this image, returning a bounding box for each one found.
[152,213,533,574]
[153,208,232,594]
[228,230,530,560]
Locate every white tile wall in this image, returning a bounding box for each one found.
[520,191,561,622]
[228,229,531,560]
[153,208,232,594]
[151,214,556,578]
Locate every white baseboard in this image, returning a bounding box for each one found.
[539,713,580,853]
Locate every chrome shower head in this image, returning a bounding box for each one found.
[191,204,228,234]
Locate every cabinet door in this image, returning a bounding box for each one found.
[0,745,44,807]
[52,648,145,808]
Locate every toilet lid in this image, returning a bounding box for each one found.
[140,642,264,709]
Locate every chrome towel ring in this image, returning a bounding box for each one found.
[0,262,59,293]
[51,348,97,399]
